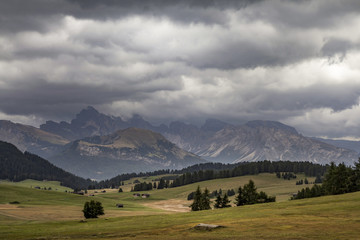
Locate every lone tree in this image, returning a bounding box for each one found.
[82,200,104,219]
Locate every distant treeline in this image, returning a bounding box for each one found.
[292,160,360,200]
[94,161,327,189]
[168,161,327,188]
[0,141,95,190]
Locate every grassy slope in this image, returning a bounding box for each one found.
[0,179,72,192]
[119,173,315,202]
[4,174,357,239]
[1,191,359,240]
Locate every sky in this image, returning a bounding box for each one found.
[1,0,360,139]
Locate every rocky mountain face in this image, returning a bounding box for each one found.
[163,120,359,165]
[0,120,69,158]
[50,128,206,180]
[40,106,166,141]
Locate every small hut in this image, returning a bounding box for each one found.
[142,193,150,198]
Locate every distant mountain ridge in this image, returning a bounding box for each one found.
[50,127,206,179]
[163,121,358,165]
[0,106,358,179]
[0,120,69,158]
[40,106,166,141]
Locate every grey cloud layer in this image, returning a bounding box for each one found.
[1,0,360,138]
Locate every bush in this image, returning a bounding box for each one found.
[82,200,104,219]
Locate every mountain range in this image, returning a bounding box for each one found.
[50,127,205,179]
[0,106,359,179]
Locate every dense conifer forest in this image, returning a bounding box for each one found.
[0,141,94,189]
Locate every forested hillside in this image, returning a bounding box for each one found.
[0,141,94,189]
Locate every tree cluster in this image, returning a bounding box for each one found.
[276,172,297,180]
[189,180,275,211]
[235,180,276,206]
[156,178,170,189]
[296,178,309,185]
[189,186,211,211]
[187,188,236,200]
[292,160,360,200]
[132,181,153,191]
[214,193,231,209]
[170,161,325,188]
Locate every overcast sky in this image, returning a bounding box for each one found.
[1,0,360,139]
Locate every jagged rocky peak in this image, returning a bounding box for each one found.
[245,120,298,135]
[74,106,100,121]
[201,118,229,132]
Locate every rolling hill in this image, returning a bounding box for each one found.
[0,174,359,239]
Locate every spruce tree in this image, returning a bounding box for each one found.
[157,178,165,189]
[221,193,231,208]
[214,195,222,208]
[235,186,246,206]
[243,180,258,204]
[201,188,211,210]
[190,186,202,211]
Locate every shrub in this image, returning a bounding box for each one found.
[82,200,104,219]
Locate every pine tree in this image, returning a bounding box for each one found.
[235,186,246,206]
[221,193,231,208]
[214,195,222,208]
[190,186,202,211]
[243,180,258,204]
[349,158,360,192]
[201,188,211,210]
[157,178,165,189]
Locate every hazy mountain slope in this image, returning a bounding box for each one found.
[10,106,357,169]
[50,128,206,180]
[0,141,91,189]
[0,120,69,158]
[313,137,360,153]
[164,120,359,165]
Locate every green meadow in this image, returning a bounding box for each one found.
[1,173,359,239]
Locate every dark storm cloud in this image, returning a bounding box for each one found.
[321,38,355,59]
[1,0,360,138]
